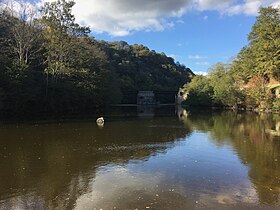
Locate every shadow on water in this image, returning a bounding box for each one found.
[0,106,279,209]
[0,107,191,210]
[183,110,280,205]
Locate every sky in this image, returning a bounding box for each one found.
[2,0,280,74]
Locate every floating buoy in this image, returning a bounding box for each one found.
[96,117,104,127]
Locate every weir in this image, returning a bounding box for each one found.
[120,90,185,105]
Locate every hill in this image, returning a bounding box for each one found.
[0,0,193,115]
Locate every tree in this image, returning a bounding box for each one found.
[0,1,42,71]
[248,7,280,79]
[183,75,213,106]
[246,76,272,109]
[209,63,244,107]
[0,0,194,114]
[231,46,256,81]
[184,63,245,107]
[0,3,46,113]
[0,10,13,73]
[39,0,90,83]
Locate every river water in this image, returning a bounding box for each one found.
[0,107,280,209]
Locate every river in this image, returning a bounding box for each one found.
[0,107,279,209]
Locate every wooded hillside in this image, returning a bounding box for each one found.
[0,0,193,115]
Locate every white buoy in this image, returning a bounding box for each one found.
[96,117,104,127]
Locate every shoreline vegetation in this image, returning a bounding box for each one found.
[182,7,280,113]
[0,0,193,117]
[0,0,279,118]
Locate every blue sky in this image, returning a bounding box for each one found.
[94,11,256,74]
[4,0,279,74]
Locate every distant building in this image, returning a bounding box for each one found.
[137,91,156,105]
[176,90,188,105]
[270,84,280,98]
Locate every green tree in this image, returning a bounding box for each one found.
[183,75,213,106]
[248,7,280,79]
[0,5,45,113]
[231,46,256,81]
[40,0,90,83]
[0,0,193,115]
[209,63,244,107]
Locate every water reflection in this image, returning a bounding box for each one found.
[183,110,280,205]
[137,105,155,118]
[0,116,190,210]
[0,108,279,209]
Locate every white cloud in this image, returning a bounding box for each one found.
[176,19,185,24]
[194,0,280,15]
[168,54,180,59]
[195,0,235,11]
[193,71,208,75]
[195,61,211,66]
[5,0,279,36]
[226,1,262,16]
[51,0,193,36]
[0,0,38,19]
[188,55,208,59]
[201,0,280,16]
[271,0,280,8]
[69,0,280,36]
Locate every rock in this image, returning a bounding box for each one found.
[96,117,105,127]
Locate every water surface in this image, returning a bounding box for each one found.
[0,108,280,209]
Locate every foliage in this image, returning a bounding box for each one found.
[231,7,280,80]
[39,0,90,82]
[183,75,213,106]
[248,7,280,79]
[272,98,280,110]
[185,7,280,110]
[231,46,256,81]
[208,63,244,106]
[97,41,193,93]
[0,0,193,116]
[184,63,244,107]
[245,76,272,108]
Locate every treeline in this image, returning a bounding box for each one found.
[0,0,193,115]
[184,7,280,111]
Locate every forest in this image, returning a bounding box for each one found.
[1,0,278,116]
[184,7,280,111]
[0,0,193,116]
